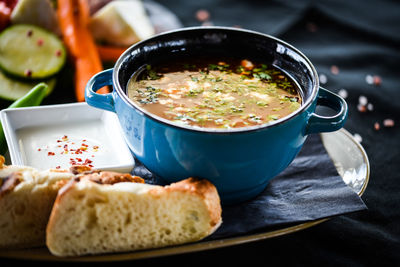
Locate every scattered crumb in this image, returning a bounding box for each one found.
[373,75,381,86]
[358,95,368,106]
[338,88,348,99]
[330,65,339,75]
[383,119,395,127]
[319,74,327,84]
[353,133,362,143]
[365,75,374,85]
[196,9,210,22]
[357,104,367,113]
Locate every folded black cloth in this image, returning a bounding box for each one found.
[133,133,367,239]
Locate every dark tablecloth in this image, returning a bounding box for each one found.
[138,0,400,266]
[1,0,399,266]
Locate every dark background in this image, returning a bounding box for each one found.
[141,1,400,265]
[1,0,399,266]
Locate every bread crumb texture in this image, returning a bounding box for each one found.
[46,177,222,256]
[0,158,74,249]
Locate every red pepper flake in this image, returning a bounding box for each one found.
[373,75,381,86]
[56,166,61,169]
[48,152,55,156]
[37,39,44,46]
[38,148,41,151]
[85,159,93,164]
[195,9,210,22]
[366,74,382,86]
[76,158,82,162]
[55,49,62,57]
[89,164,94,168]
[62,135,68,141]
[82,139,87,142]
[27,29,33,37]
[374,122,380,131]
[24,69,32,77]
[383,119,395,127]
[330,65,339,75]
[93,145,99,149]
[357,104,367,113]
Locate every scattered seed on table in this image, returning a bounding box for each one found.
[357,104,367,113]
[383,119,395,127]
[373,75,381,86]
[359,95,368,106]
[196,9,210,22]
[365,74,374,85]
[319,74,327,84]
[353,133,362,143]
[338,88,348,99]
[374,122,380,131]
[330,65,339,75]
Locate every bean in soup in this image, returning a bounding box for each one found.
[127,59,302,129]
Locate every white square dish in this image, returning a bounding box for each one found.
[0,102,135,172]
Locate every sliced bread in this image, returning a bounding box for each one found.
[46,174,222,257]
[0,156,74,249]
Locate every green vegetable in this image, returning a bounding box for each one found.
[0,83,48,155]
[0,24,66,79]
[0,69,55,101]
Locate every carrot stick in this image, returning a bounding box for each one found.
[96,45,128,62]
[57,0,109,102]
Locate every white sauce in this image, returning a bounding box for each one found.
[16,120,119,170]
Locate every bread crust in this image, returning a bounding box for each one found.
[0,157,75,249]
[152,178,222,229]
[47,176,222,256]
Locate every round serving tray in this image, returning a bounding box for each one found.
[0,128,369,261]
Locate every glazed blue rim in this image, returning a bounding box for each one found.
[113,26,319,134]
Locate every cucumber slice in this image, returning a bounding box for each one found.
[0,70,55,101]
[0,24,66,79]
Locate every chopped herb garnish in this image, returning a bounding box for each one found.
[128,58,301,129]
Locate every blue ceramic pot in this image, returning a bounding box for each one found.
[86,27,347,204]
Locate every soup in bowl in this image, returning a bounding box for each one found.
[127,58,302,129]
[85,27,347,204]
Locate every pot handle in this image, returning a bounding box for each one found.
[305,87,348,135]
[85,68,115,112]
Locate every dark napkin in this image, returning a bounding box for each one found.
[132,134,367,239]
